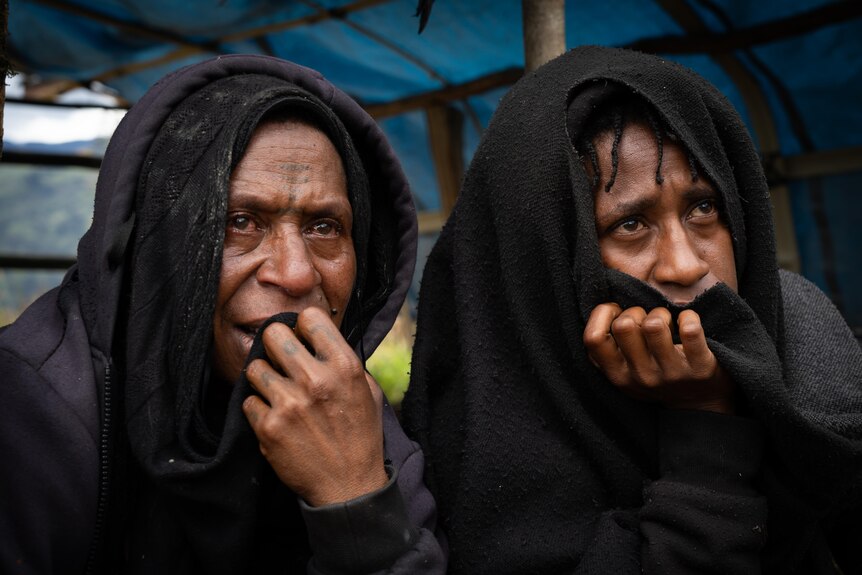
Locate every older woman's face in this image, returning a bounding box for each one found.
[591,121,737,305]
[212,120,356,383]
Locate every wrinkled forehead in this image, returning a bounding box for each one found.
[254,101,349,165]
[241,115,348,177]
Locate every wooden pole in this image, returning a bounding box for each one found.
[658,0,800,273]
[522,0,566,73]
[426,104,465,217]
[1,0,8,158]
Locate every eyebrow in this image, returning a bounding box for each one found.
[597,184,719,224]
[227,191,351,218]
[681,184,720,204]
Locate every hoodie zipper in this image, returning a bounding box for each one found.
[85,361,113,575]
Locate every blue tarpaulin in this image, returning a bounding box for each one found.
[4,0,862,333]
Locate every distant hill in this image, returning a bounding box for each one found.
[3,137,110,157]
[0,157,97,317]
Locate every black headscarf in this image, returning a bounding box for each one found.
[116,74,376,572]
[60,57,416,575]
[402,45,862,574]
[62,53,418,573]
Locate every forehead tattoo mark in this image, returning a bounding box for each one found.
[280,162,311,182]
[279,162,311,206]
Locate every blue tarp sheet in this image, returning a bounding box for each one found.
[5,0,862,331]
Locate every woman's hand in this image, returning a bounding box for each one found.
[242,306,388,506]
[584,303,736,414]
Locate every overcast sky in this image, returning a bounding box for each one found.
[4,75,126,145]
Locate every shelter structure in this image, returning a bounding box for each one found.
[2,0,861,337]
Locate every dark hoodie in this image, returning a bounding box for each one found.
[402,46,862,574]
[0,55,445,574]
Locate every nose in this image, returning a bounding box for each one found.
[255,230,321,296]
[652,225,711,298]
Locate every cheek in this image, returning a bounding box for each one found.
[713,231,738,292]
[317,245,357,315]
[697,228,738,291]
[213,256,245,319]
[598,239,652,281]
[210,256,253,382]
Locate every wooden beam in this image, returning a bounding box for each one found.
[767,146,862,181]
[222,0,394,43]
[657,0,778,153]
[1,0,7,158]
[657,0,800,273]
[426,104,465,216]
[0,254,76,270]
[18,0,862,116]
[364,1,862,120]
[5,97,127,111]
[631,2,862,55]
[522,0,565,73]
[364,67,522,118]
[299,0,447,85]
[93,46,202,83]
[31,0,222,52]
[413,145,862,235]
[417,211,446,235]
[0,150,102,169]
[22,78,83,101]
[36,0,394,85]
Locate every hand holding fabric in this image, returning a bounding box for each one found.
[242,307,388,507]
[584,303,736,414]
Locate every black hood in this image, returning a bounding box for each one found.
[77,54,416,362]
[71,54,418,573]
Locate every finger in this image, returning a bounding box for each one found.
[611,307,657,385]
[677,310,714,377]
[583,304,627,378]
[296,307,354,365]
[242,394,269,434]
[641,307,678,373]
[365,372,384,407]
[245,358,288,405]
[261,321,314,377]
[365,372,385,421]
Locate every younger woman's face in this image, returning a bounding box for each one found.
[590,121,737,305]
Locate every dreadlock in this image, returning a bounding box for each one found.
[606,111,624,192]
[574,95,700,192]
[644,110,665,185]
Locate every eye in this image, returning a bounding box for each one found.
[306,220,341,237]
[613,218,646,235]
[690,199,717,217]
[226,213,259,233]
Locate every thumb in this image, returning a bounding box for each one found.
[365,371,385,413]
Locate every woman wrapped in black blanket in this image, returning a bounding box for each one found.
[402,45,862,574]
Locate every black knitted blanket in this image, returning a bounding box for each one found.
[402,46,862,574]
[122,75,371,573]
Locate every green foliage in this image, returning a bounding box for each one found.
[366,324,413,408]
[0,305,17,329]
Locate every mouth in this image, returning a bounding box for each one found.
[237,323,263,347]
[236,312,299,343]
[240,324,261,337]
